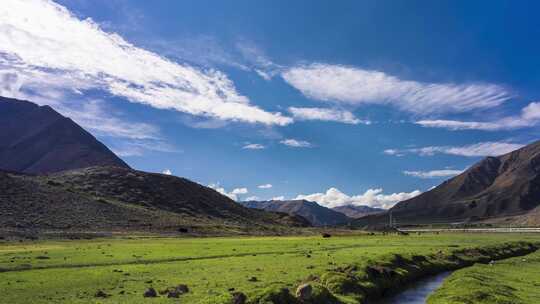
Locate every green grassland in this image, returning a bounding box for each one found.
[0,233,539,304]
[428,248,540,304]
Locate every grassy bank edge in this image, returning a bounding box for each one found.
[426,249,540,304]
[206,241,539,304]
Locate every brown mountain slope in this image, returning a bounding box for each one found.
[0,96,129,174]
[355,140,540,226]
[241,200,350,226]
[0,167,310,234]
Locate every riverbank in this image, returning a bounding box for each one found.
[427,249,540,303]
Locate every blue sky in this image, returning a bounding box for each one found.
[1,0,540,208]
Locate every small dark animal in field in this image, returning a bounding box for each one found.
[94,290,109,298]
[35,256,50,260]
[322,233,332,238]
[143,288,158,298]
[161,284,189,297]
[248,276,258,282]
[232,292,247,304]
[177,227,189,233]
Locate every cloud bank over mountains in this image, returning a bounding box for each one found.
[295,187,422,209]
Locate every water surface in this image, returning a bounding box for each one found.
[375,271,452,304]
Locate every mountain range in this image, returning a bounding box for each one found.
[2,96,540,232]
[0,97,309,234]
[356,140,540,227]
[240,200,384,226]
[241,200,349,226]
[332,205,385,218]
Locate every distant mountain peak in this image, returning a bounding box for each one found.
[0,96,129,174]
[332,204,384,219]
[241,199,350,226]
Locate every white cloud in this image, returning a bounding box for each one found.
[271,196,285,201]
[282,63,511,115]
[416,120,506,131]
[288,107,369,125]
[403,169,464,179]
[257,184,273,189]
[242,143,266,150]
[231,188,248,195]
[244,196,260,201]
[162,169,172,175]
[280,139,312,148]
[0,0,292,126]
[109,139,181,157]
[208,184,248,201]
[387,141,524,157]
[383,149,404,157]
[416,101,540,131]
[521,102,540,120]
[295,187,421,209]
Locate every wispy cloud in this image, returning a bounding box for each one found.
[110,139,181,157]
[208,183,248,201]
[280,139,312,148]
[0,0,292,125]
[236,41,283,80]
[403,169,464,179]
[383,149,404,157]
[387,141,524,157]
[295,187,421,209]
[282,63,511,115]
[288,107,369,125]
[416,101,540,131]
[162,169,172,175]
[56,99,160,140]
[242,143,266,150]
[257,184,273,189]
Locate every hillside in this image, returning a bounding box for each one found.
[241,200,350,226]
[355,140,540,227]
[0,96,129,174]
[332,205,384,218]
[0,167,310,234]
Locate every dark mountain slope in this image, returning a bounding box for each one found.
[332,205,384,219]
[0,96,129,174]
[241,200,350,226]
[0,167,310,234]
[355,140,540,227]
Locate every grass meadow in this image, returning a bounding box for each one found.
[1,233,539,303]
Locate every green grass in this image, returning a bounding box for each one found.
[0,233,539,304]
[428,248,540,304]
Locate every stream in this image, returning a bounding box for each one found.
[374,271,452,304]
